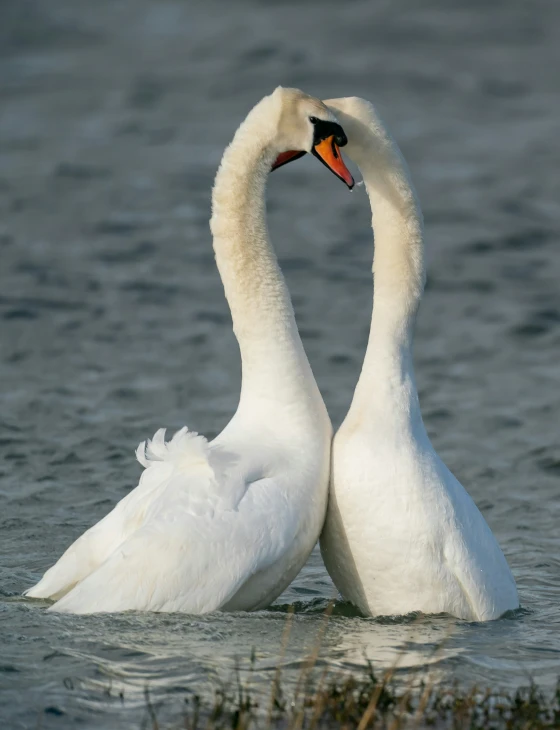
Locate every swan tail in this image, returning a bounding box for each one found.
[136,426,212,472]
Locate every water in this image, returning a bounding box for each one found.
[1,0,560,726]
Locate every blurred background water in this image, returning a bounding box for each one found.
[1,0,560,727]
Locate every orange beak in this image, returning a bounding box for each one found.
[312,136,354,189]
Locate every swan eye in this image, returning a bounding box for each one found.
[309,116,318,124]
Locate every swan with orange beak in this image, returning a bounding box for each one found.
[23,86,354,616]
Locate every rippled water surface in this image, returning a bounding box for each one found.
[1,0,560,727]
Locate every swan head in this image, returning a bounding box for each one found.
[269,87,354,189]
[322,97,392,161]
[324,96,423,212]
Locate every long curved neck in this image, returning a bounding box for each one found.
[345,114,426,425]
[210,97,320,414]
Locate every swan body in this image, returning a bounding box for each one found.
[319,97,519,621]
[25,88,350,614]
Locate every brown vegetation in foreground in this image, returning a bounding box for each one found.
[140,606,559,730]
[142,667,560,730]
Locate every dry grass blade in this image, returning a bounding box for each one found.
[356,664,397,730]
[266,605,295,729]
[291,600,335,730]
[410,616,456,728]
[411,677,433,728]
[308,663,331,730]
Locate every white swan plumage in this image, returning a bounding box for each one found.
[25,87,355,614]
[319,96,519,622]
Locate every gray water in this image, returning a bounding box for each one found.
[1,0,560,727]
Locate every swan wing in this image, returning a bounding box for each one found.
[47,492,276,614]
[25,427,254,606]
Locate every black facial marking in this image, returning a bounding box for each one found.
[311,119,348,148]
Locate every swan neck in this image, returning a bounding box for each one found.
[210,98,319,411]
[348,116,425,418]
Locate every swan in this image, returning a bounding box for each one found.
[318,96,519,621]
[25,87,355,614]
